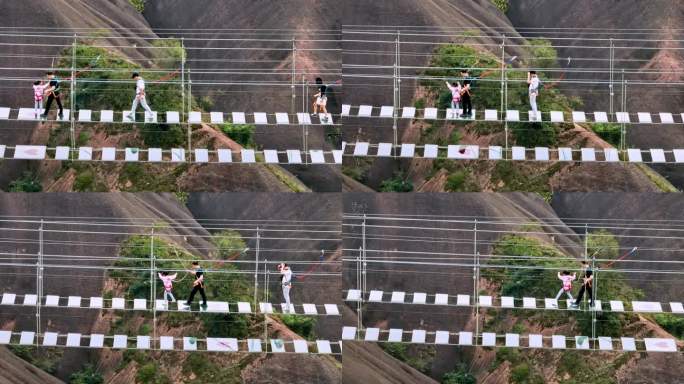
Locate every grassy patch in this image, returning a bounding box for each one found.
[264,164,309,192]
[109,233,254,338]
[379,173,414,192]
[445,170,468,192]
[634,163,679,192]
[442,365,476,384]
[69,364,104,384]
[128,0,145,12]
[591,123,621,147]
[654,314,684,339]
[490,0,509,13]
[7,171,42,192]
[380,343,435,374]
[7,346,62,374]
[182,353,242,384]
[220,123,256,148]
[278,315,317,340]
[118,163,187,192]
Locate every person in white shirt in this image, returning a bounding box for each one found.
[127,72,153,122]
[527,71,540,120]
[278,263,293,313]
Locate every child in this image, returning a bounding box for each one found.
[278,263,293,313]
[158,271,177,302]
[312,77,328,119]
[554,270,576,304]
[33,80,45,119]
[445,81,462,119]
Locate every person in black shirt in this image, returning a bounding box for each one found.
[459,70,473,119]
[41,71,63,119]
[185,261,207,309]
[571,260,594,308]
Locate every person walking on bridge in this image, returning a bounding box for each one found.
[278,263,293,313]
[185,261,207,310]
[528,71,540,120]
[126,72,154,122]
[41,72,63,120]
[571,260,594,308]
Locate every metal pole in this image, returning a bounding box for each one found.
[301,76,308,162]
[609,38,614,116]
[620,70,627,152]
[187,71,192,155]
[362,214,367,296]
[591,257,597,347]
[181,37,186,125]
[392,31,399,157]
[584,224,589,260]
[263,258,268,343]
[501,35,509,159]
[36,220,44,345]
[70,35,77,153]
[473,220,479,344]
[254,227,260,306]
[357,246,363,332]
[291,38,296,115]
[397,30,401,109]
[150,228,156,346]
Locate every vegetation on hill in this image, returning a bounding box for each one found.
[109,230,254,338]
[480,230,644,383]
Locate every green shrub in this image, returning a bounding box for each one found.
[379,173,414,192]
[442,366,476,384]
[510,363,544,384]
[211,230,247,259]
[655,314,684,339]
[69,364,103,384]
[592,123,622,147]
[490,0,509,13]
[110,234,253,338]
[381,342,408,361]
[445,170,467,192]
[220,123,256,148]
[73,170,95,191]
[128,0,145,12]
[280,315,317,339]
[136,363,170,384]
[8,172,42,192]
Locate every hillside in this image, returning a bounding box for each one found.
[507,0,684,187]
[340,1,681,193]
[0,193,341,383]
[0,0,340,193]
[342,192,684,383]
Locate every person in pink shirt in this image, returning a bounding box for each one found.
[158,271,177,302]
[33,80,45,118]
[554,270,576,303]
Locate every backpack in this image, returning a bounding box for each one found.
[562,277,572,291]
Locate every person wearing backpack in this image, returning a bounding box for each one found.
[554,270,576,305]
[126,72,154,122]
[528,71,540,120]
[278,263,293,313]
[185,261,207,309]
[158,271,177,302]
[41,71,63,120]
[445,81,462,119]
